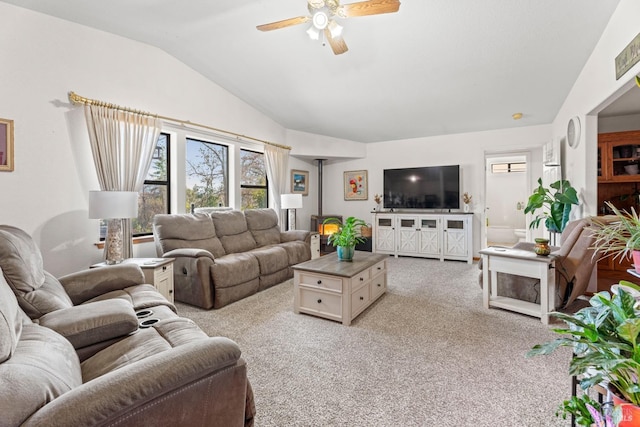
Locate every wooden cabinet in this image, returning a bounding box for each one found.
[293,253,387,326]
[598,131,640,183]
[372,212,472,263]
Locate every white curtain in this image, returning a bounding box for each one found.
[84,104,162,258]
[264,144,290,227]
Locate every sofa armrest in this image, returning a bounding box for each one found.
[281,230,310,243]
[23,338,248,427]
[164,247,215,260]
[59,264,146,304]
[36,299,138,349]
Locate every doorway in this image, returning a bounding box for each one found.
[484,152,531,248]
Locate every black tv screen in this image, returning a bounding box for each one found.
[383,165,460,209]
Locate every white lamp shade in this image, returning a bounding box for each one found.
[281,193,303,209]
[89,191,139,219]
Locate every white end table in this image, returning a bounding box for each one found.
[480,246,557,324]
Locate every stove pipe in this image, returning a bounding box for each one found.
[316,159,325,216]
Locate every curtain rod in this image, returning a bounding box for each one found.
[68,91,291,150]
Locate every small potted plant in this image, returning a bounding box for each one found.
[524,178,579,233]
[462,192,472,213]
[322,216,367,262]
[590,201,640,272]
[527,285,640,426]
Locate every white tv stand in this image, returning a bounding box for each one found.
[372,211,473,264]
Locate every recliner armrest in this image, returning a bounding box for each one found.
[59,264,146,304]
[23,338,247,427]
[163,247,215,260]
[280,230,310,243]
[36,299,138,349]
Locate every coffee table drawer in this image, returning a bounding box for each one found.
[351,283,370,315]
[351,269,370,288]
[299,288,342,319]
[372,260,386,276]
[299,272,343,292]
[371,273,386,300]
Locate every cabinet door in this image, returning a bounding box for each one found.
[444,219,467,257]
[397,216,418,254]
[599,132,640,182]
[418,217,440,255]
[375,215,395,252]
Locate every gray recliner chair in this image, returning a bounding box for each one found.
[478,218,597,309]
[0,225,176,359]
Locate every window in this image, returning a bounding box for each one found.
[240,149,268,209]
[491,162,526,174]
[186,138,228,211]
[132,133,170,236]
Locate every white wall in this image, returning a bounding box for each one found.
[317,125,551,257]
[0,4,289,275]
[554,0,640,217]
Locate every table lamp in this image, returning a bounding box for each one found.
[89,190,139,264]
[280,193,303,231]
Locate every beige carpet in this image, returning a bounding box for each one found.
[176,256,572,427]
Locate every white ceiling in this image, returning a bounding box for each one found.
[3,0,628,142]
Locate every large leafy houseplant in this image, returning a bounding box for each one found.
[527,286,640,425]
[590,202,640,266]
[323,216,367,261]
[524,178,579,232]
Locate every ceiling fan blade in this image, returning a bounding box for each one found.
[337,0,400,18]
[256,16,310,32]
[324,28,348,55]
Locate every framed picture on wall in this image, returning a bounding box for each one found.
[344,170,368,200]
[0,118,14,172]
[291,169,309,196]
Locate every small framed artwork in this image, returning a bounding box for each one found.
[291,169,309,196]
[344,170,368,201]
[0,118,14,172]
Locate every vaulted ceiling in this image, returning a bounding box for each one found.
[2,0,625,142]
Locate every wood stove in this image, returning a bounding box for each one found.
[310,214,342,254]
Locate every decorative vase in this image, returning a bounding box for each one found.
[463,203,470,213]
[633,250,640,273]
[337,245,355,262]
[534,238,551,256]
[611,390,640,427]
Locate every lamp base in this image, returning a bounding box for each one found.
[287,209,297,231]
[105,218,125,264]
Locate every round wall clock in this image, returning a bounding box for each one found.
[567,116,581,149]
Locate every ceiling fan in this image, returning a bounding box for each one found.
[256,0,401,55]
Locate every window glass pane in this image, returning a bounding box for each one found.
[134,184,168,235]
[241,188,268,209]
[241,150,266,186]
[186,138,228,210]
[147,134,167,181]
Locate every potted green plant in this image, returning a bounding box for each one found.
[322,216,367,262]
[590,202,640,272]
[524,178,579,233]
[527,285,640,426]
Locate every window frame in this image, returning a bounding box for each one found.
[185,137,230,211]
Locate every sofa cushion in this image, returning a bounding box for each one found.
[81,317,209,382]
[245,209,282,247]
[210,253,260,288]
[154,213,226,258]
[210,211,257,254]
[0,323,82,426]
[0,271,22,363]
[249,246,289,275]
[279,241,313,266]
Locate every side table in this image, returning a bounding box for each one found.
[479,246,556,324]
[91,258,175,303]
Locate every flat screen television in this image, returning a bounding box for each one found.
[383,165,460,210]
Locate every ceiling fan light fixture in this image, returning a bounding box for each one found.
[312,11,329,30]
[306,25,320,40]
[328,19,342,38]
